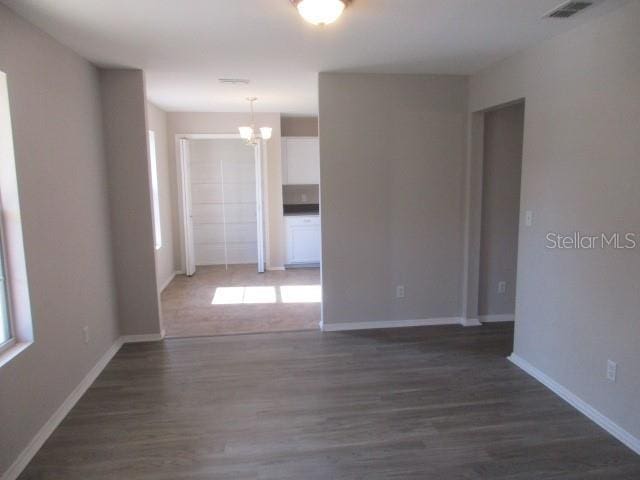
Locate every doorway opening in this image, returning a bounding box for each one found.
[478,101,525,325]
[162,134,321,337]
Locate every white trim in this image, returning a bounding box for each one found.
[158,271,178,293]
[0,340,30,369]
[1,338,124,480]
[254,141,265,273]
[321,317,462,332]
[460,317,482,327]
[178,138,195,276]
[175,133,244,140]
[1,332,167,480]
[121,332,165,344]
[284,263,321,269]
[267,266,285,271]
[508,354,640,456]
[480,314,515,323]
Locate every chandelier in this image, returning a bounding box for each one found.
[238,97,272,146]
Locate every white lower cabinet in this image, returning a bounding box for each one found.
[285,216,321,265]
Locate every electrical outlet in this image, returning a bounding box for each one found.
[396,285,405,299]
[498,281,507,294]
[606,359,617,382]
[525,210,533,227]
[82,326,90,344]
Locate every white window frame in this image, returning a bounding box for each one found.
[148,130,162,250]
[0,70,34,367]
[0,200,14,354]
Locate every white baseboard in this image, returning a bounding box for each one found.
[1,337,124,480]
[284,263,320,269]
[321,317,462,332]
[267,266,285,271]
[480,314,515,323]
[2,332,166,480]
[158,271,179,292]
[460,317,482,327]
[508,354,640,456]
[121,331,165,343]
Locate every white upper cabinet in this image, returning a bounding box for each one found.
[282,137,320,185]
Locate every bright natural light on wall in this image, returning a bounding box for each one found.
[148,131,162,250]
[211,285,321,305]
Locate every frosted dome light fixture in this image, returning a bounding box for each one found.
[291,0,350,26]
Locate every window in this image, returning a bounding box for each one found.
[148,130,162,250]
[0,71,34,366]
[0,214,12,350]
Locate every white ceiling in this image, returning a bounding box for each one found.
[2,0,627,115]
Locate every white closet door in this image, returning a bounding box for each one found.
[188,139,257,266]
[221,153,257,264]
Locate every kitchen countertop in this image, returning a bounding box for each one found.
[283,204,319,216]
[284,211,320,217]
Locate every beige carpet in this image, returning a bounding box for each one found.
[161,264,321,337]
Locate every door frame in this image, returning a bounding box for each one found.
[175,133,267,275]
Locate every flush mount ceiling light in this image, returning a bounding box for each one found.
[238,97,272,147]
[291,0,351,26]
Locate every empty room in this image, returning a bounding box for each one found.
[0,1,639,479]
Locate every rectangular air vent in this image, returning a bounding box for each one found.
[545,1,593,18]
[218,78,250,85]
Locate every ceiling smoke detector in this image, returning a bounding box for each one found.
[545,1,593,18]
[290,0,351,26]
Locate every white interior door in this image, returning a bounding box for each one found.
[188,139,258,268]
[179,139,196,276]
[180,136,266,274]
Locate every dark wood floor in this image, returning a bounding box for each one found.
[20,323,640,479]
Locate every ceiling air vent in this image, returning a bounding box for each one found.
[218,78,250,85]
[545,1,593,18]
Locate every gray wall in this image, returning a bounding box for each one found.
[147,102,176,291]
[0,4,120,472]
[99,69,161,336]
[281,117,318,137]
[470,0,640,439]
[319,73,468,325]
[478,102,524,316]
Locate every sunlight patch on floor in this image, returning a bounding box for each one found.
[211,285,321,305]
[212,286,276,305]
[280,285,322,303]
